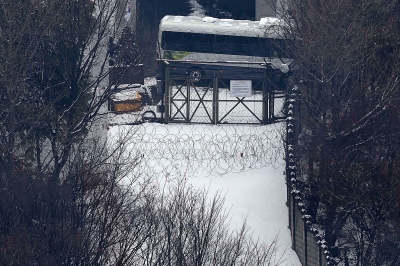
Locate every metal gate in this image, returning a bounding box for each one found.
[161,64,287,125]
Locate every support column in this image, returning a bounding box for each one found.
[164,67,170,124]
[213,72,219,125]
[186,79,190,122]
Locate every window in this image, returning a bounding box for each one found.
[162,31,292,58]
[162,32,214,53]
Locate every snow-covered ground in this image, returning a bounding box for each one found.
[191,164,300,265]
[101,1,301,263]
[106,121,301,265]
[104,75,301,265]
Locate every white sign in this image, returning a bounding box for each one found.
[230,80,252,97]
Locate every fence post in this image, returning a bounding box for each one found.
[213,71,219,125]
[319,243,322,266]
[164,67,170,124]
[186,77,190,122]
[262,74,270,124]
[287,85,296,250]
[305,221,309,266]
[292,191,296,250]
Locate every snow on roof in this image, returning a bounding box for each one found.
[111,91,141,102]
[111,85,142,102]
[159,15,285,38]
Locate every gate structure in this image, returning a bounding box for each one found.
[161,62,287,125]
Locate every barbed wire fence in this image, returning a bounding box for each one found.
[106,122,286,181]
[104,16,291,180]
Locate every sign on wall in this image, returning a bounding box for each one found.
[230,80,252,97]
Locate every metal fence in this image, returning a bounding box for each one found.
[160,63,287,125]
[285,87,335,266]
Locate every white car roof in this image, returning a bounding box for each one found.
[159,15,285,39]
